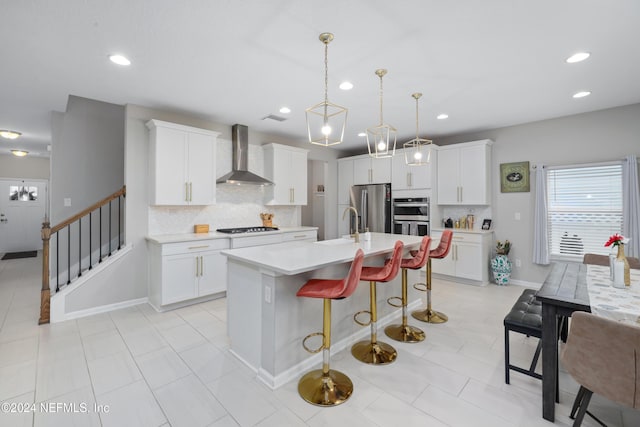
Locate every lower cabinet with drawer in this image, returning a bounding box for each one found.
[148,238,230,310]
[430,230,493,285]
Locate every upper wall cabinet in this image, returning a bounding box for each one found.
[353,155,391,185]
[437,139,492,205]
[263,143,309,205]
[391,147,435,191]
[146,120,220,206]
[337,159,354,205]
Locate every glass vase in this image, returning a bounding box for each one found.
[616,243,631,287]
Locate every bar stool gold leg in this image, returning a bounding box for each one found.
[411,259,448,324]
[352,281,398,364]
[385,268,426,342]
[299,299,353,406]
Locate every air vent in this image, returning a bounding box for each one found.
[261,114,287,122]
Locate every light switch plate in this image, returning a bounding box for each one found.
[64,198,71,207]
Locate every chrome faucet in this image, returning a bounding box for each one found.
[342,206,360,243]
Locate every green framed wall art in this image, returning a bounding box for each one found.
[500,161,530,193]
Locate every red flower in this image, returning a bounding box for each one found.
[604,233,624,247]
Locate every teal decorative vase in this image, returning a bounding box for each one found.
[491,254,512,285]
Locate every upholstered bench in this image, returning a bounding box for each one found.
[504,288,543,383]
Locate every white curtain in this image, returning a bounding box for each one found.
[623,155,640,257]
[533,163,549,264]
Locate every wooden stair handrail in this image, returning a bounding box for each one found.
[39,185,126,325]
[51,186,126,234]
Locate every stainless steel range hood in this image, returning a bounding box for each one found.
[216,124,273,186]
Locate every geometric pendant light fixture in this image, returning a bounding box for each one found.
[306,32,348,147]
[367,69,396,158]
[403,93,433,166]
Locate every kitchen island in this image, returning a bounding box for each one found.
[221,233,425,389]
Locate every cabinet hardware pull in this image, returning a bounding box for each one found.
[460,186,463,202]
[200,256,204,276]
[188,245,210,250]
[185,183,189,202]
[293,234,306,238]
[195,257,199,276]
[189,182,193,202]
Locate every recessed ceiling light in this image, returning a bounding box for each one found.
[566,52,590,63]
[573,91,591,98]
[279,107,291,114]
[0,130,21,139]
[339,81,354,90]
[11,150,28,157]
[109,54,131,66]
[358,132,366,137]
[437,114,449,120]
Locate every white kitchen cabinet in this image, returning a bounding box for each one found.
[436,140,492,205]
[263,143,309,205]
[353,155,391,185]
[338,159,354,205]
[391,148,435,190]
[430,230,492,284]
[148,239,229,310]
[146,119,220,206]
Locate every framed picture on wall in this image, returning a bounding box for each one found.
[482,219,492,230]
[500,161,530,193]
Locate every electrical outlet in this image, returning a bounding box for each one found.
[64,198,71,207]
[515,212,521,220]
[265,286,272,303]
[515,258,522,267]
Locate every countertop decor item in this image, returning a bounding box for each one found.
[605,233,630,287]
[500,161,530,193]
[260,212,274,228]
[491,240,512,285]
[193,224,209,233]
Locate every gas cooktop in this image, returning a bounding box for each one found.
[216,226,279,234]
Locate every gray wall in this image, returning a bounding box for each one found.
[0,155,50,179]
[435,103,640,285]
[50,96,124,224]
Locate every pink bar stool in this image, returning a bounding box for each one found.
[352,240,404,365]
[296,249,365,406]
[412,229,453,323]
[385,236,431,343]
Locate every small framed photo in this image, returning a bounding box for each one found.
[500,161,530,193]
[482,219,492,230]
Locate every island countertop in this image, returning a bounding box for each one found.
[221,232,424,275]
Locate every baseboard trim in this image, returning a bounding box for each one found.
[57,297,149,322]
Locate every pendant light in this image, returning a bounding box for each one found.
[403,93,433,166]
[367,69,396,158]
[306,33,348,146]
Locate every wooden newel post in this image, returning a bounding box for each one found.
[39,220,51,325]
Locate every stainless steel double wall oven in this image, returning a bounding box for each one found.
[392,197,430,236]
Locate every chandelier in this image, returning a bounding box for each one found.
[306,33,348,146]
[367,69,396,158]
[403,93,433,165]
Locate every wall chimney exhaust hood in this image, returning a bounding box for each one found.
[216,124,273,186]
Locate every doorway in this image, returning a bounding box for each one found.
[0,179,48,253]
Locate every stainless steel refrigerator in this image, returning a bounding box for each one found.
[349,183,392,233]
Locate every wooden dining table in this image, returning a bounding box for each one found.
[535,261,640,421]
[535,262,590,422]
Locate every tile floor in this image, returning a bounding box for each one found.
[1,253,638,426]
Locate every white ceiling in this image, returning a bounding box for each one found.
[2,0,640,158]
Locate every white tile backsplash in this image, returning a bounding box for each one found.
[149,139,299,235]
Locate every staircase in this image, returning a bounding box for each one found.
[39,186,126,324]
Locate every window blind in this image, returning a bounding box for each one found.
[546,163,623,260]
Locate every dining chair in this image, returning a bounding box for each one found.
[560,311,640,426]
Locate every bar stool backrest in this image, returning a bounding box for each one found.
[403,236,431,269]
[361,241,404,283]
[339,249,365,299]
[561,311,640,409]
[431,230,453,259]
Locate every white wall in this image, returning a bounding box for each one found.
[435,103,640,284]
[50,96,124,224]
[0,155,50,180]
